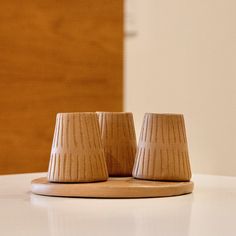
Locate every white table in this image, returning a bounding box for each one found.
[0,173,236,236]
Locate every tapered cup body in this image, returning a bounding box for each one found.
[133,113,191,181]
[48,112,108,182]
[97,112,137,177]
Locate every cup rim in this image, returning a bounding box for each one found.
[56,112,96,115]
[145,113,184,116]
[96,111,133,115]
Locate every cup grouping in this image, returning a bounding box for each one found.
[47,112,192,183]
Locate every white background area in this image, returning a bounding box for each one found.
[124,0,236,176]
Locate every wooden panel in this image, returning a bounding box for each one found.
[0,0,123,174]
[31,177,194,198]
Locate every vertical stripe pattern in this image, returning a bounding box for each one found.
[47,113,108,183]
[133,113,191,181]
[97,112,137,177]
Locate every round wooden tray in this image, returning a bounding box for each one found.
[31,177,194,198]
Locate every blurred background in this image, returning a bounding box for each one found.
[0,0,235,176]
[125,0,236,176]
[0,0,123,174]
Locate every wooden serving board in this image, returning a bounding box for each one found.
[31,177,194,198]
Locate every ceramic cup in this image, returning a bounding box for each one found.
[47,112,108,182]
[97,112,137,176]
[133,113,191,181]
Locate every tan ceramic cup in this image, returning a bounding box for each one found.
[97,112,137,176]
[48,112,108,182]
[133,113,192,181]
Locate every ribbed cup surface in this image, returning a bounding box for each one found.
[48,112,108,182]
[133,113,191,181]
[97,112,137,176]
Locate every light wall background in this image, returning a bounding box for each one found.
[124,0,236,176]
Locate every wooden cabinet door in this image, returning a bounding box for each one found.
[0,0,123,174]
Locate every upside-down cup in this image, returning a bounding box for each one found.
[47,112,108,182]
[97,112,137,176]
[133,113,192,181]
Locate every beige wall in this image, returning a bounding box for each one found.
[125,0,236,176]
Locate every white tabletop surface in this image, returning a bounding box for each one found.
[0,173,236,236]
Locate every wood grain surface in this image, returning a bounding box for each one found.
[48,113,108,182]
[0,0,123,174]
[31,177,194,198]
[133,114,192,181]
[97,112,137,177]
